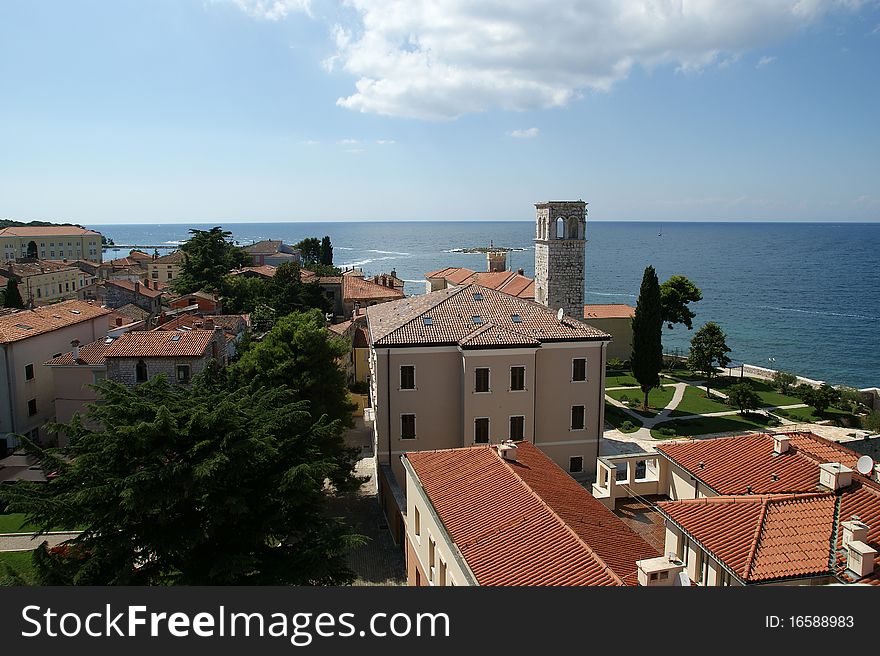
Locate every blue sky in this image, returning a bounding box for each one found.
[1,0,879,224]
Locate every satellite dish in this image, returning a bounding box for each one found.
[856,455,875,476]
[556,307,565,322]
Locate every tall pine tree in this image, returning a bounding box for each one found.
[4,278,24,309]
[631,265,663,411]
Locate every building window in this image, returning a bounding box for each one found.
[474,417,489,443]
[474,367,490,393]
[176,365,191,383]
[572,358,587,382]
[135,360,148,383]
[400,365,415,390]
[571,405,585,430]
[36,288,41,298]
[414,506,421,538]
[509,416,525,441]
[27,399,37,416]
[439,559,447,586]
[65,282,70,292]
[429,536,436,581]
[569,456,584,473]
[24,364,35,381]
[151,270,158,279]
[401,414,416,440]
[510,366,525,391]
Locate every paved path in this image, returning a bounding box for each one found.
[0,531,79,553]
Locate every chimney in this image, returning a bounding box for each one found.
[134,281,140,295]
[203,318,215,331]
[773,435,790,455]
[847,540,876,578]
[819,462,853,491]
[636,553,687,587]
[842,517,869,549]
[517,268,524,276]
[116,317,123,326]
[71,339,80,361]
[143,279,150,289]
[498,441,518,462]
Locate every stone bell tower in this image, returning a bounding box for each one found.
[534,200,586,318]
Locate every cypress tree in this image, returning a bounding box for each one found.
[4,278,24,309]
[631,265,663,411]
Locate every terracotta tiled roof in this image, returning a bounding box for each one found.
[367,284,610,348]
[405,442,658,586]
[155,314,245,333]
[128,250,152,261]
[46,337,113,366]
[584,304,635,319]
[659,494,837,583]
[0,261,77,277]
[0,226,101,237]
[105,279,164,298]
[328,320,352,336]
[104,330,217,358]
[174,291,216,302]
[835,481,880,582]
[343,275,405,302]
[114,303,151,321]
[228,265,277,278]
[0,300,110,344]
[656,432,858,495]
[244,240,293,256]
[427,267,535,299]
[153,250,185,264]
[317,276,342,284]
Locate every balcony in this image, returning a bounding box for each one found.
[592,453,664,509]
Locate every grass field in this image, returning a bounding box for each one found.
[0,514,30,534]
[606,385,676,417]
[604,403,643,433]
[606,371,678,389]
[711,377,803,407]
[774,405,861,427]
[0,551,36,586]
[670,386,733,416]
[650,413,779,439]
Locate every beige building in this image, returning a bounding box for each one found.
[402,441,657,586]
[592,431,880,586]
[0,261,87,306]
[147,250,185,284]
[0,226,103,264]
[366,283,610,540]
[0,300,110,452]
[583,304,635,363]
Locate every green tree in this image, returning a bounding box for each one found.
[800,383,841,417]
[173,227,249,295]
[835,387,866,414]
[295,238,322,265]
[727,382,761,414]
[631,266,663,411]
[6,374,364,585]
[659,275,702,330]
[320,236,333,266]
[773,371,797,395]
[4,278,24,309]
[865,410,880,433]
[229,310,358,487]
[688,322,731,396]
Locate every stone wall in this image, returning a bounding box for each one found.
[534,201,586,318]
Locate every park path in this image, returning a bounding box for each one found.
[0,531,80,552]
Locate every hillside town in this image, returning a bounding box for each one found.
[0,205,878,588]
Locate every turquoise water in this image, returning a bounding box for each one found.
[94,221,880,388]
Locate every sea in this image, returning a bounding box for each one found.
[91,221,880,390]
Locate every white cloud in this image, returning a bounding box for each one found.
[220,0,311,21]
[872,23,880,34]
[509,127,540,139]
[300,139,320,145]
[376,139,396,144]
[328,1,864,120]
[338,138,360,145]
[756,55,778,68]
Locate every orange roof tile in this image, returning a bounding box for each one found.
[46,337,112,366]
[406,442,658,586]
[0,301,110,344]
[367,284,610,348]
[656,432,857,495]
[426,267,475,284]
[105,279,164,298]
[584,304,635,319]
[104,330,217,358]
[343,275,405,302]
[228,265,277,278]
[0,225,101,237]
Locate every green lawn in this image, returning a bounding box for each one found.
[774,406,861,427]
[0,551,36,586]
[604,403,643,433]
[605,372,639,387]
[607,385,676,417]
[663,367,700,380]
[670,386,732,416]
[0,514,30,534]
[651,413,780,439]
[711,377,803,407]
